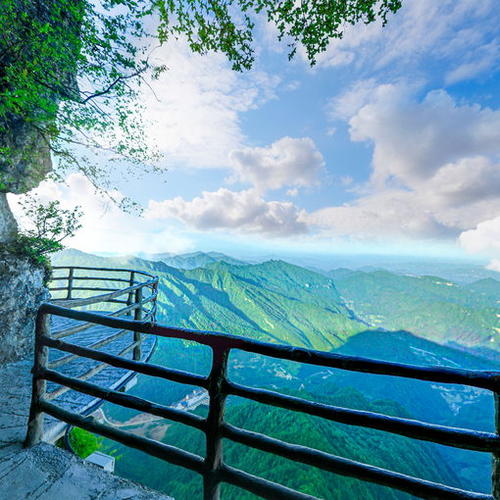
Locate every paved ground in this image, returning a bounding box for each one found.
[0,357,172,499]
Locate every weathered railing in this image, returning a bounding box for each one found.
[25,267,499,500]
[48,265,159,363]
[32,266,159,440]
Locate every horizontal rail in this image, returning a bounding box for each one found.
[40,304,500,392]
[51,265,157,278]
[58,286,132,293]
[51,278,157,309]
[50,276,136,284]
[225,381,500,453]
[42,335,208,389]
[38,400,204,474]
[222,423,491,500]
[45,341,139,401]
[220,464,318,500]
[41,369,206,431]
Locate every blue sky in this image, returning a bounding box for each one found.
[11,0,500,269]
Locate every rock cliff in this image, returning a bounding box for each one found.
[0,253,49,363]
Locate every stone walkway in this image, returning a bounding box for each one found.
[0,358,172,499]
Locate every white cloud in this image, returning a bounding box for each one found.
[333,83,500,187]
[144,39,279,169]
[459,216,500,271]
[445,41,500,85]
[308,156,500,241]
[146,188,307,236]
[308,190,454,240]
[317,81,500,243]
[228,137,324,193]
[307,0,499,83]
[8,174,193,255]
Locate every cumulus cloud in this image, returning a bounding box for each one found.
[228,137,324,193]
[459,216,500,271]
[316,81,500,243]
[146,188,307,236]
[144,39,279,169]
[307,0,499,83]
[333,83,500,186]
[308,190,455,240]
[8,174,193,255]
[308,156,500,241]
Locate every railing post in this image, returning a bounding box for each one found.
[126,271,136,313]
[204,346,229,500]
[133,286,143,361]
[66,267,74,300]
[24,311,50,447]
[494,392,499,500]
[152,281,159,323]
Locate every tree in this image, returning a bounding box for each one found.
[0,0,402,231]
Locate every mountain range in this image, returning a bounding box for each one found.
[52,249,500,496]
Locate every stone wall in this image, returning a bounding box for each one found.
[0,253,48,363]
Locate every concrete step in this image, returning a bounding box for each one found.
[0,358,172,499]
[0,442,172,499]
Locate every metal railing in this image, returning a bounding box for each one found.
[24,267,500,500]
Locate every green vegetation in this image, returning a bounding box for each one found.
[54,250,366,350]
[149,251,247,270]
[101,385,459,499]
[68,427,103,459]
[2,198,81,281]
[52,250,498,495]
[330,269,500,353]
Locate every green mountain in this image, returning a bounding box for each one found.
[102,383,461,500]
[53,250,366,350]
[52,250,498,496]
[330,269,500,354]
[144,251,248,269]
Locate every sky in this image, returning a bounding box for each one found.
[10,0,500,270]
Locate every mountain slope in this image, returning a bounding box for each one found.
[330,269,500,353]
[53,250,366,350]
[145,251,247,269]
[102,384,461,500]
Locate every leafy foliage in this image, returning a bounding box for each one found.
[0,0,402,199]
[159,0,403,70]
[4,197,82,279]
[68,426,103,459]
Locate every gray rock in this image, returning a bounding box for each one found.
[0,443,173,500]
[0,112,53,195]
[0,253,49,363]
[0,193,18,242]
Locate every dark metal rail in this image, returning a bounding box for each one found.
[24,267,500,500]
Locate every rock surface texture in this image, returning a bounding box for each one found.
[0,253,49,363]
[0,193,18,242]
[0,359,173,500]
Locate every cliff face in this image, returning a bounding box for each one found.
[0,253,49,363]
[0,112,53,195]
